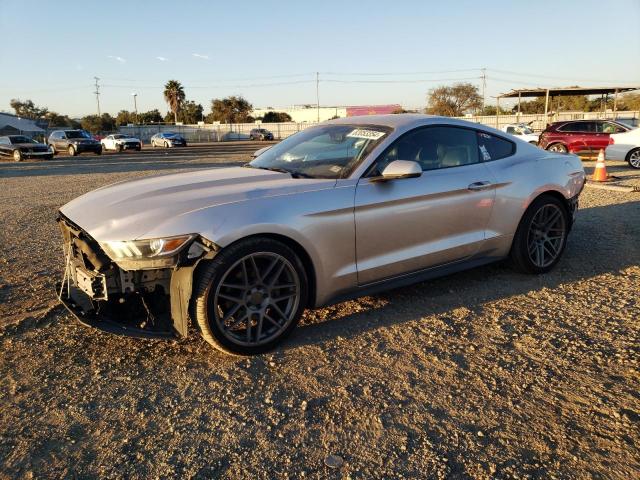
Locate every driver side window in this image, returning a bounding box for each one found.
[369,126,480,175]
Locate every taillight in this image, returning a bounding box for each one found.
[609,137,615,145]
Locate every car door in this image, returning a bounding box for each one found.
[594,122,623,152]
[559,122,584,152]
[354,125,496,285]
[56,132,68,150]
[0,137,9,156]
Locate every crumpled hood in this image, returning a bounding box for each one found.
[60,166,335,242]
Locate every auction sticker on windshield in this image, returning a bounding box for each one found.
[347,129,386,140]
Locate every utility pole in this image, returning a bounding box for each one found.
[93,76,101,116]
[480,68,487,112]
[316,72,320,123]
[132,93,138,123]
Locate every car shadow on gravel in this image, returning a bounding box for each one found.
[284,199,640,351]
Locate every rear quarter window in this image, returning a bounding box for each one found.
[477,132,515,161]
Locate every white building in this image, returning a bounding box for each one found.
[252,105,346,123]
[251,104,402,123]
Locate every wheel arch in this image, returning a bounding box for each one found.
[546,141,568,151]
[195,232,317,309]
[513,189,572,250]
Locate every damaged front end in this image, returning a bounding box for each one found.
[57,213,216,339]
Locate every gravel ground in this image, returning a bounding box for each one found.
[0,149,638,479]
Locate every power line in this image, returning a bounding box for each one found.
[487,68,640,84]
[323,76,481,84]
[321,68,481,76]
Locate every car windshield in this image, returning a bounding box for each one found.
[112,134,126,139]
[66,130,92,139]
[248,124,390,179]
[10,136,36,144]
[164,133,177,137]
[515,126,534,135]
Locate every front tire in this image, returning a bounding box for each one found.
[68,145,77,156]
[626,147,640,169]
[13,150,22,162]
[510,194,569,274]
[192,238,308,355]
[547,143,568,154]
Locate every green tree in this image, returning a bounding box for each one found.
[138,109,163,124]
[10,98,48,119]
[391,108,418,114]
[262,111,292,123]
[178,101,204,124]
[619,92,640,111]
[80,113,116,134]
[163,80,186,124]
[481,105,511,115]
[208,96,254,123]
[116,110,135,126]
[44,111,80,128]
[426,83,482,116]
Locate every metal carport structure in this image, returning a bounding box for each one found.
[495,86,640,127]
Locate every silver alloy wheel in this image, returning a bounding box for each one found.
[212,252,301,347]
[548,143,567,153]
[526,204,566,268]
[13,149,22,161]
[629,149,640,168]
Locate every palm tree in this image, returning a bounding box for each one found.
[163,80,185,124]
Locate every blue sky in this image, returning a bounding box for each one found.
[1,0,639,117]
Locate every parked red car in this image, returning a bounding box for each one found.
[538,120,631,154]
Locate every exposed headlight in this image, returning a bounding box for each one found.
[101,234,195,269]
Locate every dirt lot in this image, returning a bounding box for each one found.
[0,146,638,479]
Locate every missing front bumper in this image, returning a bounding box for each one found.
[57,282,176,339]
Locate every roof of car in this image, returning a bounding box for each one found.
[325,114,495,131]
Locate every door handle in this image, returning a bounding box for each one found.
[468,181,493,191]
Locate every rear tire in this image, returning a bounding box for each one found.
[13,150,22,162]
[626,147,640,169]
[510,194,569,274]
[49,145,56,155]
[95,148,102,155]
[192,237,308,355]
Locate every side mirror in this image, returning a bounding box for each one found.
[371,160,422,182]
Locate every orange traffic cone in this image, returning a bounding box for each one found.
[592,149,609,182]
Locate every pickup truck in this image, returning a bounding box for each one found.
[501,123,539,145]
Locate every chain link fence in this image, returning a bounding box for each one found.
[36,110,636,144]
[118,122,320,143]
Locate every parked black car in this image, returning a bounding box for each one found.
[48,130,102,156]
[0,135,53,161]
[249,128,274,141]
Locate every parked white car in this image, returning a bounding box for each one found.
[101,134,142,152]
[606,127,640,169]
[501,124,539,145]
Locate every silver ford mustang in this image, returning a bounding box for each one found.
[57,115,585,355]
